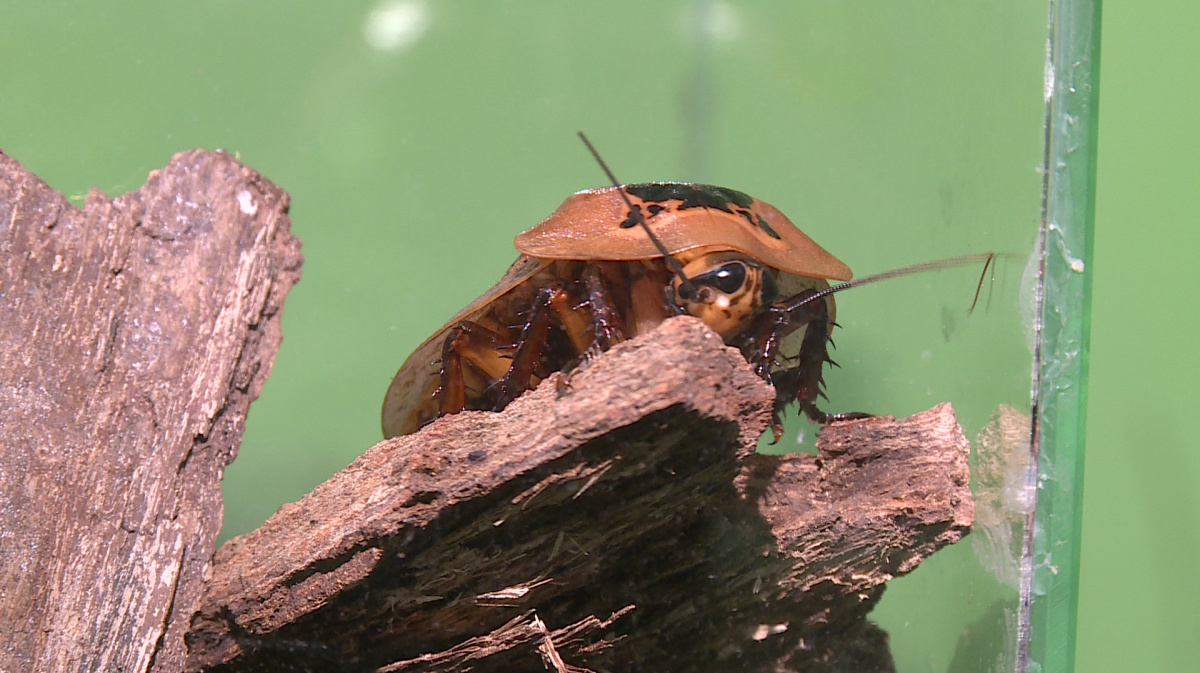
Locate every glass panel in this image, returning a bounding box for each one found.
[1022,2,1100,672]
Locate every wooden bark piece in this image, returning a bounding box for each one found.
[187,317,973,673]
[0,150,302,673]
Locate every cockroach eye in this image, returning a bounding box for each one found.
[694,261,748,295]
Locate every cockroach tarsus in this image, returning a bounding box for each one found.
[382,136,996,442]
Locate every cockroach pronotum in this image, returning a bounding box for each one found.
[382,134,994,441]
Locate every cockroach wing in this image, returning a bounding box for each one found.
[514,185,853,282]
[381,254,553,438]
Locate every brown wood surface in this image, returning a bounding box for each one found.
[0,149,302,673]
[187,317,973,673]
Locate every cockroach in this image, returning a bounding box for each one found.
[381,134,994,441]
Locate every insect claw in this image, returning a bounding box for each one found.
[770,415,785,444]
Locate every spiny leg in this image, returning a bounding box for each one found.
[499,283,569,406]
[580,264,627,357]
[739,291,819,441]
[552,264,629,396]
[742,288,869,441]
[546,278,592,355]
[788,313,868,425]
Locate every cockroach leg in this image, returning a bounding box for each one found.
[747,327,790,442]
[453,322,514,380]
[738,297,809,441]
[581,264,626,357]
[805,408,874,424]
[434,320,515,417]
[747,325,782,381]
[765,367,800,442]
[790,311,837,423]
[743,289,872,440]
[555,264,628,396]
[546,286,592,356]
[787,299,873,426]
[499,283,567,405]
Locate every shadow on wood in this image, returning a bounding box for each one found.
[187,317,973,673]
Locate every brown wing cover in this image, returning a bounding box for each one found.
[381,255,552,437]
[514,185,853,281]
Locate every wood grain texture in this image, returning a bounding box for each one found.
[187,317,973,673]
[0,149,302,673]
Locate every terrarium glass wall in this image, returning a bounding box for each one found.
[1,1,1093,671]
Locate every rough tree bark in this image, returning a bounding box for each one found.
[0,150,302,673]
[186,318,973,673]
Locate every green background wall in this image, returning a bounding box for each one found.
[1,2,1193,671]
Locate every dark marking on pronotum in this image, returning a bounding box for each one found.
[619,206,645,229]
[622,182,783,241]
[756,214,781,240]
[624,183,754,212]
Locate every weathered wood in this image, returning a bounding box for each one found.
[0,149,302,673]
[187,317,973,673]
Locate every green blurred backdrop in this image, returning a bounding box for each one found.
[1,1,1193,672]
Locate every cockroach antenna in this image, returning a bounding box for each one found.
[783,252,1007,312]
[967,252,997,315]
[577,132,700,299]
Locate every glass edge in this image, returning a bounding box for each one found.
[1020,0,1102,672]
